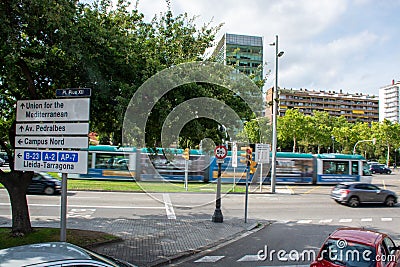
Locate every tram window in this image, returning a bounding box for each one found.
[95,153,127,170]
[351,161,359,175]
[87,153,92,169]
[323,161,349,174]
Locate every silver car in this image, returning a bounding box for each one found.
[331,182,397,207]
[0,242,136,267]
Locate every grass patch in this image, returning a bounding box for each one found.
[66,179,247,193]
[0,171,247,193]
[0,227,120,249]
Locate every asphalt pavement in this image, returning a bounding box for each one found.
[2,168,398,266]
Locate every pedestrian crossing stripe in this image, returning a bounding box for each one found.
[194,256,225,263]
[296,219,312,224]
[318,219,333,223]
[361,218,372,222]
[291,218,394,224]
[237,254,260,261]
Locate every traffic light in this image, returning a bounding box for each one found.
[249,160,257,174]
[240,147,252,166]
[182,148,190,160]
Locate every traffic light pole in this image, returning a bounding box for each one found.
[212,161,223,223]
[244,161,249,223]
[183,148,190,191]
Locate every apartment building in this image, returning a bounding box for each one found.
[265,88,379,123]
[379,80,400,122]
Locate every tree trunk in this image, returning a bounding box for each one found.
[0,171,33,236]
[292,136,296,153]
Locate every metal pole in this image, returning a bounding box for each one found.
[233,167,236,192]
[212,162,223,223]
[184,159,188,191]
[259,163,263,192]
[270,35,279,194]
[60,173,68,241]
[244,162,249,223]
[387,143,390,167]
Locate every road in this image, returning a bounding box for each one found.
[0,172,399,266]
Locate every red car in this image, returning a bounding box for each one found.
[311,228,400,267]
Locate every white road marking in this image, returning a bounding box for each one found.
[319,219,333,223]
[381,218,393,222]
[297,220,312,224]
[68,208,96,218]
[339,219,352,223]
[194,256,225,263]
[361,218,373,222]
[163,193,176,220]
[0,202,164,209]
[237,254,261,261]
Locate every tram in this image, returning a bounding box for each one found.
[77,145,370,184]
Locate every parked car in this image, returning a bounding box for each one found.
[0,242,136,267]
[311,228,400,267]
[27,172,62,195]
[0,152,8,164]
[369,164,392,174]
[331,182,397,207]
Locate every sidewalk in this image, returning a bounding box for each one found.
[27,217,260,267]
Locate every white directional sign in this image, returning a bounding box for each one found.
[231,143,238,168]
[16,99,90,122]
[255,143,270,163]
[16,122,89,136]
[15,149,88,174]
[15,136,88,149]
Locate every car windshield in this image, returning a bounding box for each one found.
[320,239,376,267]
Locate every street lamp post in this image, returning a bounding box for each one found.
[270,35,284,194]
[353,138,376,155]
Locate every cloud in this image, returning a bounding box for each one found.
[110,0,400,95]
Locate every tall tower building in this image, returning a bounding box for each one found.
[212,33,263,81]
[379,80,400,122]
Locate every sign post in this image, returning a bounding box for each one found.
[231,142,237,191]
[15,93,90,242]
[255,144,270,192]
[212,145,227,223]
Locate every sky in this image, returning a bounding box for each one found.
[133,0,400,96]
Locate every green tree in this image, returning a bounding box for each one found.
[351,122,375,157]
[237,117,271,144]
[0,0,221,235]
[278,109,306,152]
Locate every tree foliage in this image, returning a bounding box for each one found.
[275,109,400,164]
[0,0,227,235]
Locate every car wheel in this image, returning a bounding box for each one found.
[387,171,392,174]
[371,170,376,174]
[385,196,396,207]
[348,197,360,207]
[44,186,55,195]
